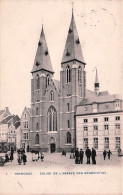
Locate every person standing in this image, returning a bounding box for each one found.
[10,147,14,162]
[107,150,112,160]
[79,149,84,164]
[103,150,107,160]
[22,153,27,165]
[91,148,96,164]
[75,148,79,164]
[85,147,91,164]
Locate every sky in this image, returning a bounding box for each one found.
[0,0,123,117]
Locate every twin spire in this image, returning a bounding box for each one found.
[61,11,85,64]
[31,25,54,73]
[32,10,85,74]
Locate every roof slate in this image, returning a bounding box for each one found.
[31,26,54,73]
[61,12,85,64]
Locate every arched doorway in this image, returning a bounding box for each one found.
[49,137,56,153]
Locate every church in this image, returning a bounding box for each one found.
[29,10,122,153]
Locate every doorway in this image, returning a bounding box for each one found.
[50,143,56,153]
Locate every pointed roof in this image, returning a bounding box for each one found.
[61,11,85,64]
[31,25,54,73]
[95,68,99,84]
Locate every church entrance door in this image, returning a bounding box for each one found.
[50,143,55,153]
[49,137,56,153]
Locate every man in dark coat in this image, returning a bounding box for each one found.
[91,148,96,164]
[22,153,27,165]
[85,147,91,164]
[79,149,84,164]
[103,150,107,160]
[75,148,79,164]
[107,150,112,160]
[10,147,14,162]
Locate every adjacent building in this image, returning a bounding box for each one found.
[0,107,12,122]
[76,76,123,152]
[20,107,31,151]
[0,115,20,152]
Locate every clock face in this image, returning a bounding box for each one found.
[84,107,87,111]
[105,105,109,109]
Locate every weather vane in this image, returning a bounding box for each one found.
[71,2,74,12]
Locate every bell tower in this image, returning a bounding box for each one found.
[30,25,54,150]
[60,10,86,150]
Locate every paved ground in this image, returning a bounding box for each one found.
[0,152,123,195]
[0,151,122,170]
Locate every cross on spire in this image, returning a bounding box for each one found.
[71,2,74,12]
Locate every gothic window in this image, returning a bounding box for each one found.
[66,132,71,144]
[46,75,50,88]
[67,120,70,128]
[66,66,71,83]
[36,107,39,115]
[67,103,70,111]
[78,66,82,83]
[35,134,39,145]
[36,123,39,131]
[47,106,57,132]
[36,74,40,89]
[50,91,54,101]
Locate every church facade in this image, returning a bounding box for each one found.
[29,11,122,153]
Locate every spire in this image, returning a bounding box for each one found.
[94,68,99,95]
[31,25,54,73]
[61,10,85,64]
[95,68,99,84]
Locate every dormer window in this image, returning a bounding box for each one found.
[36,62,40,66]
[76,38,80,44]
[92,103,98,113]
[69,28,73,33]
[38,41,41,46]
[44,50,48,56]
[115,100,120,110]
[66,49,70,56]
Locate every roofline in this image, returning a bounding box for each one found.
[75,110,123,117]
[31,68,54,74]
[77,99,122,106]
[61,59,86,65]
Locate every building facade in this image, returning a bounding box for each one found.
[20,107,31,151]
[0,115,20,152]
[29,11,122,152]
[76,94,123,152]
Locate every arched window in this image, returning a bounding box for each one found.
[67,120,70,128]
[66,66,71,83]
[49,91,54,101]
[36,74,40,89]
[47,106,57,131]
[36,107,39,115]
[36,123,39,131]
[67,103,70,112]
[78,66,82,83]
[46,75,50,88]
[35,134,39,144]
[66,132,71,144]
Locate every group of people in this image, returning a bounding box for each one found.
[17,148,27,165]
[75,147,97,164]
[5,147,14,163]
[103,150,112,160]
